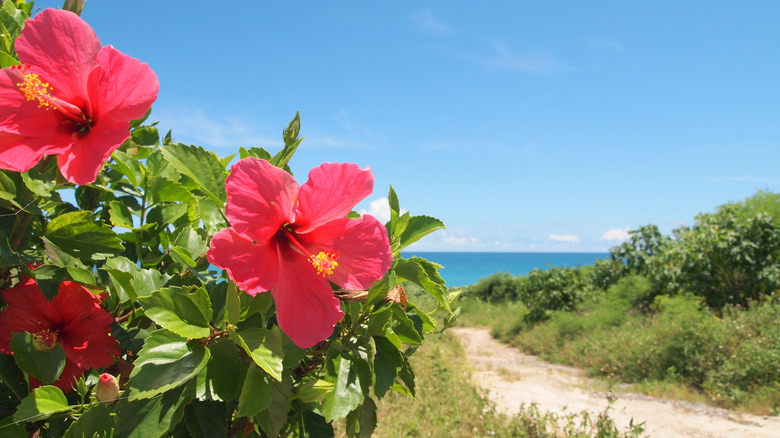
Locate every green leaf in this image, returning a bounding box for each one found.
[21,162,58,198]
[159,143,227,208]
[224,281,241,326]
[0,353,27,399]
[10,332,65,385]
[183,401,228,438]
[205,338,248,401]
[394,257,450,311]
[130,268,170,299]
[255,376,292,438]
[346,397,377,438]
[113,382,192,438]
[236,363,272,417]
[13,386,70,423]
[108,200,135,229]
[63,403,112,438]
[102,256,139,301]
[0,230,26,268]
[303,410,334,438]
[322,355,368,422]
[395,215,445,254]
[365,271,397,306]
[137,286,213,339]
[64,266,96,286]
[373,336,403,398]
[228,327,283,381]
[295,379,334,403]
[389,307,422,345]
[170,226,206,267]
[44,211,124,261]
[112,149,145,187]
[238,146,273,161]
[0,49,19,68]
[127,330,210,401]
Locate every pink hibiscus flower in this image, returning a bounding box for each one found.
[0,277,120,392]
[208,158,393,348]
[0,8,158,184]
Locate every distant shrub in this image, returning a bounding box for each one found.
[464,272,524,302]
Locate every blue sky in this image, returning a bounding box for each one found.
[36,1,780,252]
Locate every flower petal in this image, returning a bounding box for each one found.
[14,9,101,102]
[0,67,68,137]
[300,216,392,290]
[88,45,159,122]
[225,158,298,241]
[294,162,374,234]
[0,278,54,354]
[208,227,281,295]
[54,282,119,369]
[271,247,344,348]
[56,121,131,184]
[0,131,67,173]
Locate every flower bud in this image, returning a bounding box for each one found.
[95,373,120,402]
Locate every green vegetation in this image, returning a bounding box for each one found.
[461,191,780,415]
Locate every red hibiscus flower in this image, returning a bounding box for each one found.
[0,278,120,392]
[208,158,393,348]
[0,8,158,184]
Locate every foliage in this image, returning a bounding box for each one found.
[0,3,458,437]
[649,205,780,308]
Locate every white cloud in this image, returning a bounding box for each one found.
[359,197,408,224]
[549,234,580,243]
[410,10,455,36]
[601,227,630,242]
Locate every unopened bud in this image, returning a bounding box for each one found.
[95,373,120,402]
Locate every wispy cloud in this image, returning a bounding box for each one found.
[601,227,630,242]
[410,9,456,36]
[589,36,625,53]
[549,234,580,243]
[155,105,280,150]
[448,40,563,74]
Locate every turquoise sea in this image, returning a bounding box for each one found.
[402,252,609,287]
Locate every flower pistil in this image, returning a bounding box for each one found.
[309,251,339,277]
[32,328,59,351]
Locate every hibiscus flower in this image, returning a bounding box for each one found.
[208,158,393,348]
[0,8,158,184]
[0,278,120,392]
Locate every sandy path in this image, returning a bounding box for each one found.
[450,327,780,438]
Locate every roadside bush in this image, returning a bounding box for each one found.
[465,272,524,302]
[521,266,592,323]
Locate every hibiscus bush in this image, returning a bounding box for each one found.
[0,3,457,437]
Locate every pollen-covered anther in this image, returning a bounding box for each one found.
[17,73,56,109]
[309,251,339,277]
[32,328,59,351]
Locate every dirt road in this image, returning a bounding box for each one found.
[450,327,780,438]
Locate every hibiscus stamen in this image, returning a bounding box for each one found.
[31,328,59,351]
[16,71,55,109]
[309,251,339,277]
[15,66,91,126]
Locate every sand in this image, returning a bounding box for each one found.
[451,327,780,438]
